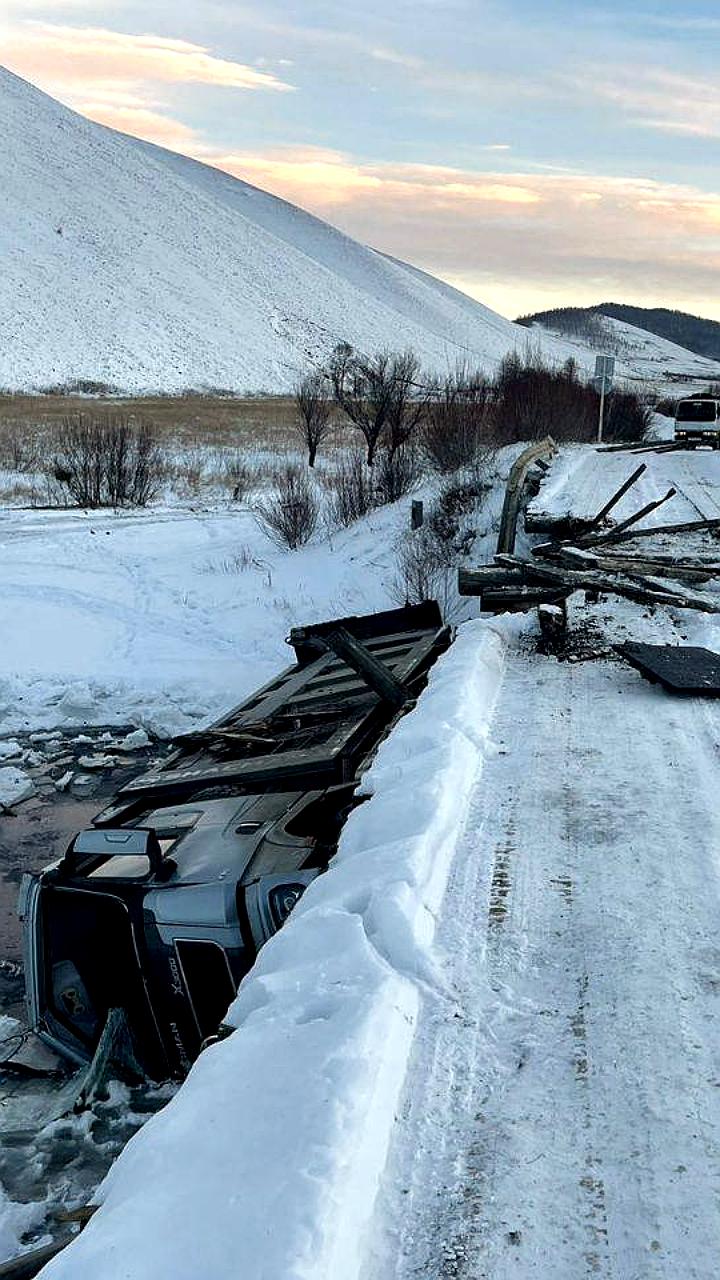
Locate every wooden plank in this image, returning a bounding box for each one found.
[578,516,720,547]
[545,546,715,585]
[576,487,677,547]
[0,1239,74,1279]
[289,602,443,663]
[392,626,451,683]
[616,643,720,695]
[596,440,681,455]
[119,731,362,799]
[590,464,646,526]
[458,567,525,594]
[478,586,569,613]
[286,636,438,706]
[319,628,410,709]
[232,653,339,728]
[497,554,720,613]
[533,516,720,557]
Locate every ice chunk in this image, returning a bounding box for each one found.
[0,767,35,808]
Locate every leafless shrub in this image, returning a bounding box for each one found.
[392,460,496,615]
[0,480,39,505]
[46,413,163,507]
[204,544,268,574]
[254,464,320,549]
[603,389,653,443]
[492,351,597,443]
[374,440,422,505]
[654,396,677,418]
[223,454,257,502]
[422,364,494,471]
[0,424,42,473]
[383,351,427,458]
[427,468,492,555]
[391,527,456,616]
[293,371,333,466]
[168,447,208,495]
[35,379,120,396]
[491,350,652,444]
[323,448,377,528]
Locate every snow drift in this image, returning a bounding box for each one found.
[2,65,542,395]
[39,619,508,1280]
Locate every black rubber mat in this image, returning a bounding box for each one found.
[616,643,720,695]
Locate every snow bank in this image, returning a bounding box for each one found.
[40,619,508,1280]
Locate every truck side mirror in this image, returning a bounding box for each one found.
[62,828,164,878]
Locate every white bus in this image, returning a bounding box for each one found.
[674,398,720,446]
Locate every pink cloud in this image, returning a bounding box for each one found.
[2,22,294,93]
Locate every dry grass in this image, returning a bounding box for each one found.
[0,394,349,454]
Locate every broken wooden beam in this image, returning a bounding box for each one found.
[626,441,684,455]
[457,566,526,594]
[538,600,568,649]
[596,439,649,453]
[532,515,720,557]
[589,464,646,526]
[542,545,715,585]
[318,627,410,710]
[574,515,720,548]
[477,586,570,614]
[576,487,677,547]
[496,554,720,613]
[0,1238,76,1280]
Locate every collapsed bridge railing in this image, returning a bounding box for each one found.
[461,458,720,617]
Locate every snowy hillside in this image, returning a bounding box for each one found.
[527,312,720,389]
[0,65,558,396]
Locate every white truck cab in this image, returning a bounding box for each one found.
[674,398,720,446]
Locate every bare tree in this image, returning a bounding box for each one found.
[293,371,332,467]
[328,344,397,467]
[384,351,427,459]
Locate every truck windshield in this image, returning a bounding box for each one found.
[676,401,718,423]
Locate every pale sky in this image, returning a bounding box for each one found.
[2,0,720,320]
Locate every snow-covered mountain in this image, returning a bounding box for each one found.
[4,65,718,396]
[523,312,720,390]
[0,65,557,395]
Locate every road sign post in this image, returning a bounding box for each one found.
[594,355,615,443]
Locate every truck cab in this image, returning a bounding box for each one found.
[18,603,451,1080]
[674,398,720,446]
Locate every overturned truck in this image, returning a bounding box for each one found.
[19,604,450,1082]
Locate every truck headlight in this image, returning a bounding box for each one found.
[268,883,307,929]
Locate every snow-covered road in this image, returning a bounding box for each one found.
[368,544,720,1275]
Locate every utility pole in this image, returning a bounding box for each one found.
[595,354,615,443]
